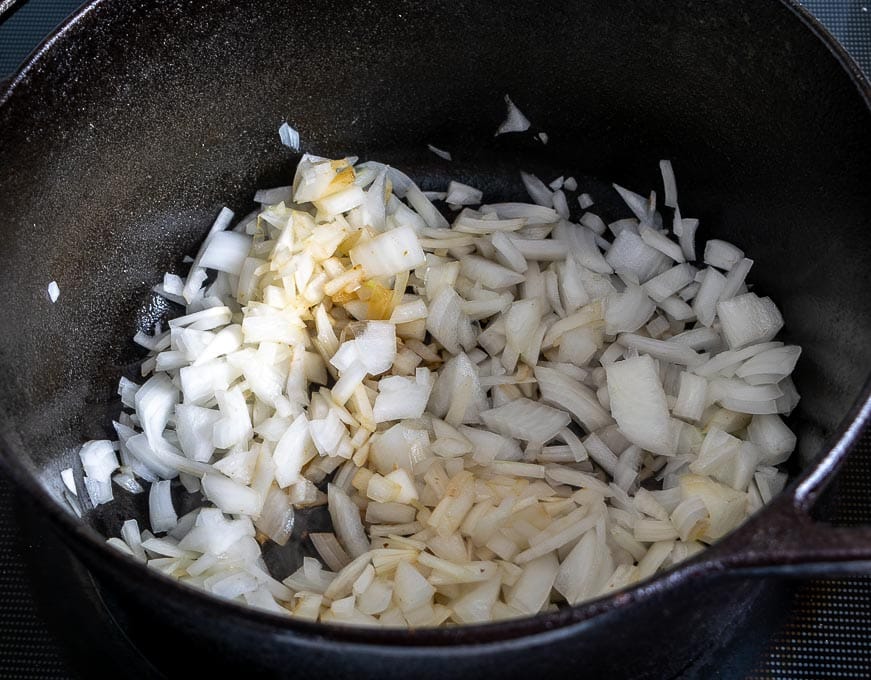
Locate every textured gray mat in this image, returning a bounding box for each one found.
[1,2,870,678]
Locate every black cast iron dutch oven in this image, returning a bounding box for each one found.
[1,1,870,678]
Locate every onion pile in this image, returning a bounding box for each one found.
[65,132,800,626]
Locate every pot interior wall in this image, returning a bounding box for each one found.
[0,0,869,573]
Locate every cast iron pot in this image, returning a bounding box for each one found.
[1,1,870,677]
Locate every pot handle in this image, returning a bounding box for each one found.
[713,496,871,577]
[711,411,871,577]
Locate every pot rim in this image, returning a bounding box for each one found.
[0,0,869,648]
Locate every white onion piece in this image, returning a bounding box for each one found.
[606,355,677,456]
[310,532,352,572]
[704,239,744,271]
[554,221,612,274]
[350,225,426,277]
[534,366,612,433]
[679,474,746,542]
[354,322,397,375]
[135,374,178,450]
[495,95,532,135]
[659,160,678,208]
[480,202,559,224]
[454,216,526,234]
[405,184,450,229]
[180,207,235,303]
[199,231,253,276]
[552,190,570,220]
[149,480,177,533]
[445,181,482,206]
[328,484,370,557]
[605,229,669,283]
[79,440,119,484]
[605,282,656,335]
[719,257,753,301]
[693,268,727,327]
[427,144,452,161]
[508,237,567,261]
[426,286,469,355]
[671,496,708,541]
[278,122,300,151]
[481,398,570,443]
[506,552,559,615]
[612,184,650,223]
[736,345,801,383]
[639,225,684,263]
[253,186,293,204]
[491,232,528,273]
[272,414,312,488]
[643,263,695,302]
[579,212,607,235]
[672,372,708,422]
[657,295,694,321]
[747,414,797,465]
[675,215,699,261]
[310,411,347,457]
[717,293,784,350]
[373,373,433,422]
[520,172,554,208]
[460,255,526,289]
[85,478,114,506]
[61,467,77,496]
[617,334,703,367]
[169,306,232,331]
[555,528,613,605]
[255,487,295,546]
[202,473,262,516]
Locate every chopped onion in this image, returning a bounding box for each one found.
[445,181,482,206]
[672,372,708,422]
[279,122,300,151]
[373,372,433,422]
[617,333,703,367]
[605,230,668,283]
[255,487,295,545]
[86,146,800,627]
[605,281,656,335]
[350,225,426,277]
[481,398,570,443]
[149,480,177,533]
[693,267,727,327]
[201,473,262,516]
[606,355,677,456]
[328,484,370,557]
[520,171,554,208]
[748,414,797,465]
[704,239,744,271]
[717,293,784,350]
[495,95,532,135]
[79,440,119,483]
[427,144,452,161]
[480,202,559,224]
[534,366,611,433]
[719,257,753,302]
[659,160,678,209]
